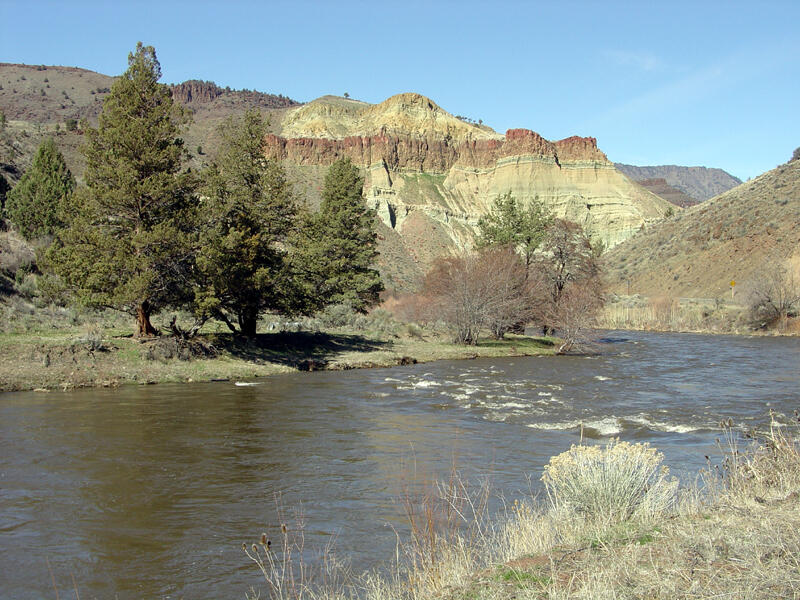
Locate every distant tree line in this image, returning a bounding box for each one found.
[3,43,381,337]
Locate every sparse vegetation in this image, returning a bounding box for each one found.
[240,420,800,600]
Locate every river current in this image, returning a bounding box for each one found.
[1,331,798,598]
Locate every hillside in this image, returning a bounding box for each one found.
[0,63,300,183]
[605,158,800,299]
[615,163,742,202]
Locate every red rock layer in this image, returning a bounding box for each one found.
[264,129,609,171]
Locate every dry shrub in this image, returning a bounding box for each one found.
[648,295,678,327]
[541,282,603,353]
[717,413,800,501]
[243,500,350,600]
[421,246,537,344]
[542,440,677,525]
[745,262,800,328]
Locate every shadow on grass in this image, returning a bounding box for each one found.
[205,330,393,370]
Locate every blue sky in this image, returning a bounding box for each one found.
[2,0,798,180]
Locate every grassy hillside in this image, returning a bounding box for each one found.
[605,158,800,300]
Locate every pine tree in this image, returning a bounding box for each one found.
[45,43,194,337]
[294,158,383,312]
[4,138,75,239]
[476,191,552,273]
[193,109,297,336]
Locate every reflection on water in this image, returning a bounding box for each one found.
[0,331,798,598]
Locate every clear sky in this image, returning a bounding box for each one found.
[2,0,797,180]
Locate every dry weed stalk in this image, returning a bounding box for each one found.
[243,498,350,600]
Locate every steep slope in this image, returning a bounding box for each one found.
[615,163,742,202]
[269,95,673,289]
[605,159,800,299]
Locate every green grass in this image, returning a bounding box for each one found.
[0,325,556,393]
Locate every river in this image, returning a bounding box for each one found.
[1,331,798,598]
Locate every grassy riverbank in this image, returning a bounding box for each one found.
[244,422,800,600]
[0,322,556,393]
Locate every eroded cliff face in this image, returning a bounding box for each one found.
[266,94,673,289]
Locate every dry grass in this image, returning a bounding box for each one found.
[243,423,800,600]
[598,294,749,333]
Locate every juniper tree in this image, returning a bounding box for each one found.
[45,43,194,336]
[476,191,552,273]
[193,109,297,336]
[293,158,383,313]
[4,138,75,239]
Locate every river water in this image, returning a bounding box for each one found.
[1,331,798,598]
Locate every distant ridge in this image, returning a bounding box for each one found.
[615,163,742,202]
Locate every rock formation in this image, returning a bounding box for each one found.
[267,94,674,290]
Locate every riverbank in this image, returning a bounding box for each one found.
[0,326,556,393]
[438,425,800,600]
[598,294,800,336]
[243,423,800,600]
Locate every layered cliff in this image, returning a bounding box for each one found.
[267,94,673,289]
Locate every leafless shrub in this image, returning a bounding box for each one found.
[421,246,538,344]
[540,281,604,353]
[243,499,351,600]
[745,263,800,328]
[533,219,603,340]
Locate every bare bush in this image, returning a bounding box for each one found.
[421,246,538,344]
[745,263,800,328]
[541,281,604,353]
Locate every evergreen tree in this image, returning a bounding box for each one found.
[476,191,552,273]
[4,138,75,239]
[294,158,383,312]
[45,43,194,337]
[193,109,297,336]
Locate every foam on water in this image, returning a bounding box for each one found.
[583,418,622,436]
[526,421,580,431]
[628,415,700,434]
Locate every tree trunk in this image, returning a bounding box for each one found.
[136,301,159,337]
[238,311,258,338]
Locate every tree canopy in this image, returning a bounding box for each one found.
[293,158,383,312]
[4,138,75,239]
[476,191,552,271]
[193,109,298,336]
[45,42,194,336]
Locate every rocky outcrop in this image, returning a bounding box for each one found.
[170,80,299,109]
[268,94,673,290]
